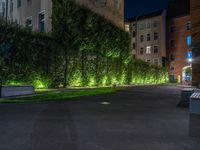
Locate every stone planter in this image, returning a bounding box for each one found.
[0,85,35,98]
[189,92,200,137]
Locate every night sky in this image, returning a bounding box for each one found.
[125,0,169,19]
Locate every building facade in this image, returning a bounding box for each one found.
[0,0,124,32]
[190,0,200,86]
[76,0,124,28]
[125,10,167,66]
[0,0,52,32]
[167,15,192,83]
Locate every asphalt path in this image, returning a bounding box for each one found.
[0,85,200,150]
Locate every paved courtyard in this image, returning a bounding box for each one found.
[0,85,200,150]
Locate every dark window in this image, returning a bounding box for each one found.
[133,43,136,49]
[140,35,143,42]
[2,2,5,17]
[140,48,144,55]
[170,54,175,61]
[170,66,174,70]
[27,0,32,5]
[154,33,158,40]
[140,23,144,30]
[153,21,158,27]
[39,12,45,32]
[154,46,158,53]
[147,21,151,28]
[147,34,150,41]
[186,22,191,30]
[170,26,174,32]
[132,31,136,37]
[26,17,32,29]
[170,40,175,47]
[10,0,13,12]
[17,0,21,7]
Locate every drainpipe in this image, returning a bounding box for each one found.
[5,0,8,23]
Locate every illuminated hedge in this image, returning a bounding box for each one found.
[0,0,168,88]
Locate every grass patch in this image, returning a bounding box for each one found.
[0,88,121,103]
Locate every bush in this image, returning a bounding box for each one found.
[0,1,168,88]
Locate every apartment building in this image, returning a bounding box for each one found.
[167,15,191,83]
[0,0,52,32]
[190,0,200,86]
[0,0,124,32]
[77,0,124,28]
[125,10,167,66]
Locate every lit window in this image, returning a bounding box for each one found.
[153,59,159,65]
[125,24,130,32]
[140,48,144,55]
[154,33,158,40]
[147,34,151,41]
[187,35,192,46]
[146,46,151,54]
[154,46,158,53]
[39,11,45,32]
[187,51,192,63]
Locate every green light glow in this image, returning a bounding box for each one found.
[7,80,24,85]
[102,76,108,86]
[70,72,82,87]
[88,76,96,87]
[33,79,48,89]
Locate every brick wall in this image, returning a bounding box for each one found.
[167,15,191,83]
[190,0,200,86]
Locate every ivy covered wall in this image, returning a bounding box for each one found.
[0,0,168,88]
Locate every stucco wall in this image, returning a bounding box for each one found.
[76,0,124,28]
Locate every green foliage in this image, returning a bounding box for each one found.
[0,0,168,88]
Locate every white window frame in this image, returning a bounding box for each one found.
[38,10,45,22]
[154,45,159,54]
[153,58,159,65]
[26,16,32,27]
[146,59,151,63]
